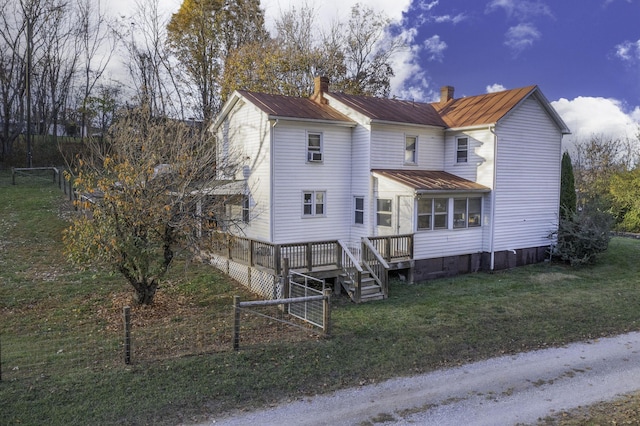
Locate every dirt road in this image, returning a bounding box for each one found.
[201,331,640,425]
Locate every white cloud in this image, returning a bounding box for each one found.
[423,35,448,61]
[504,23,541,52]
[486,84,507,93]
[486,0,553,20]
[432,13,467,24]
[615,39,640,62]
[551,97,640,146]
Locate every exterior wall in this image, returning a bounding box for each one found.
[370,124,444,170]
[444,127,495,188]
[217,99,272,241]
[349,124,372,245]
[271,121,353,244]
[492,98,562,252]
[373,176,414,237]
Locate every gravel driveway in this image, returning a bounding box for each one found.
[200,331,640,425]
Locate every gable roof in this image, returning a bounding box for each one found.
[372,169,491,193]
[433,85,570,133]
[327,92,448,128]
[211,90,355,131]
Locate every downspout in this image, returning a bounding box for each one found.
[489,125,497,271]
[269,119,278,242]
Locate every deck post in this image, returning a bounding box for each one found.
[274,244,281,275]
[306,242,313,271]
[248,239,254,266]
[280,258,290,312]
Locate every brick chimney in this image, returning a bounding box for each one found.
[440,86,454,104]
[311,76,329,104]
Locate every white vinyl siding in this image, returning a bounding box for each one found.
[217,100,271,241]
[271,122,352,243]
[370,124,444,170]
[491,98,562,251]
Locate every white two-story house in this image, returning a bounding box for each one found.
[209,77,570,301]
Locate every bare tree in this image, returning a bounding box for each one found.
[65,107,245,305]
[123,0,185,119]
[0,0,26,162]
[77,0,115,141]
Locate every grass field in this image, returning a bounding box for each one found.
[2,172,640,425]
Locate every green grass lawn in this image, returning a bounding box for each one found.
[2,172,640,425]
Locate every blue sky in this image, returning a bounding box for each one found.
[113,0,640,144]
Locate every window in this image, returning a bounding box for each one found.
[454,197,482,228]
[303,191,325,217]
[354,196,364,224]
[307,132,323,162]
[456,137,468,163]
[376,199,392,227]
[405,135,417,164]
[417,198,448,230]
[242,196,250,223]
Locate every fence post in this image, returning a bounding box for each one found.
[123,306,131,364]
[280,258,290,313]
[323,288,332,337]
[233,296,241,351]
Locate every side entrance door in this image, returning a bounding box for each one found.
[396,195,414,235]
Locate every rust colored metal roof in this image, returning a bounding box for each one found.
[328,92,448,127]
[372,169,491,193]
[433,85,537,128]
[237,90,354,124]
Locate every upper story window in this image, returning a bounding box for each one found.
[376,199,392,227]
[242,196,250,223]
[405,135,417,164]
[354,196,364,225]
[303,191,325,217]
[307,132,323,163]
[417,197,448,230]
[456,137,468,163]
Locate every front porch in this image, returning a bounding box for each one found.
[204,234,414,303]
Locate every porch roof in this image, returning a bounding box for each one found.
[372,169,491,193]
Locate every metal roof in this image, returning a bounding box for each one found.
[433,85,539,129]
[237,90,354,124]
[372,169,491,193]
[328,92,448,127]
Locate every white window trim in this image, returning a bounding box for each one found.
[404,134,418,165]
[456,136,469,164]
[302,190,326,218]
[306,131,323,163]
[354,196,365,225]
[417,196,482,231]
[376,198,392,227]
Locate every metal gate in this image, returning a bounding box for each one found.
[288,271,325,328]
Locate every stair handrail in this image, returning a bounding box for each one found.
[338,240,363,302]
[361,237,390,298]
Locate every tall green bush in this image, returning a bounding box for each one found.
[560,151,576,220]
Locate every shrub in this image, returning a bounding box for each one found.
[553,203,613,266]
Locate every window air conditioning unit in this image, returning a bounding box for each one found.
[308,152,323,162]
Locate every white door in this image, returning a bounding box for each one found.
[396,195,414,235]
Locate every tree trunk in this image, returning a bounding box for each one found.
[133,281,158,306]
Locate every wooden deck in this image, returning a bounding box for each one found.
[206,234,413,303]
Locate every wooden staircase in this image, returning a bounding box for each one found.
[339,270,385,302]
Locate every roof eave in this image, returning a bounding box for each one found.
[211,91,242,132]
[268,115,356,127]
[370,119,447,129]
[416,188,491,194]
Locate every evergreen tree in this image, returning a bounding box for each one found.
[560,151,576,220]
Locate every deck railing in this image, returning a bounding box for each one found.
[362,238,390,298]
[368,234,413,263]
[337,240,364,302]
[208,233,412,280]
